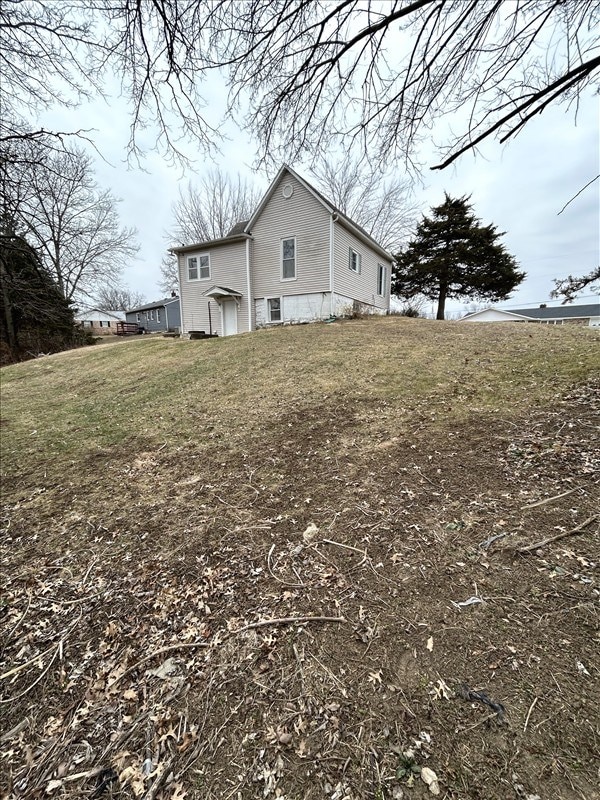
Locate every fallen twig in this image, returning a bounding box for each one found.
[0,717,30,743]
[523,696,538,732]
[0,644,60,704]
[322,539,366,556]
[517,515,598,554]
[143,755,175,800]
[114,641,210,685]
[521,487,579,510]
[457,712,498,734]
[267,544,305,587]
[0,642,56,680]
[235,615,346,634]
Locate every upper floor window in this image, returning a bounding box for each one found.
[281,237,296,280]
[188,254,210,281]
[349,248,361,274]
[377,263,387,296]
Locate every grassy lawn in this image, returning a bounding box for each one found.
[1,317,599,799]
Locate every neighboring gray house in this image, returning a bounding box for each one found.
[171,165,394,337]
[74,308,125,334]
[462,302,600,327]
[126,296,181,332]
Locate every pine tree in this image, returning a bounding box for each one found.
[392,195,525,319]
[0,230,76,363]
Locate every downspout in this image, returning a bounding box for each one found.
[175,252,184,337]
[165,303,169,330]
[246,237,252,331]
[329,213,336,316]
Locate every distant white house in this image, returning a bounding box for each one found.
[74,308,125,334]
[171,165,393,337]
[461,302,600,328]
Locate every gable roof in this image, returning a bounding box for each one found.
[127,297,180,313]
[245,165,394,261]
[508,303,599,319]
[462,302,599,322]
[227,220,249,236]
[461,308,530,321]
[74,308,125,321]
[169,232,250,255]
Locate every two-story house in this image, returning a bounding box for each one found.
[171,165,393,337]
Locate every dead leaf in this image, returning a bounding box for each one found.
[147,657,178,679]
[426,636,434,652]
[421,766,440,795]
[302,522,319,544]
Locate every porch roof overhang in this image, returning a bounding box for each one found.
[203,286,243,299]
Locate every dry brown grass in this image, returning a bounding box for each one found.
[1,317,599,800]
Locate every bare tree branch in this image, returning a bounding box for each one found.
[309,156,420,251]
[159,168,261,293]
[2,143,139,302]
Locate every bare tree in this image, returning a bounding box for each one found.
[0,0,217,163]
[5,146,138,301]
[2,2,597,172]
[159,168,261,293]
[309,157,419,252]
[551,267,600,303]
[94,287,146,311]
[210,0,599,170]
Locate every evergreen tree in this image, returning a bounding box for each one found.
[392,195,525,319]
[0,230,76,363]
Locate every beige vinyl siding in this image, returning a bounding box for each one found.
[178,241,249,335]
[333,221,391,311]
[251,172,330,298]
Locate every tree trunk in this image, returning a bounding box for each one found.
[436,287,447,320]
[0,259,18,352]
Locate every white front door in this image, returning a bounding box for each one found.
[222,299,238,337]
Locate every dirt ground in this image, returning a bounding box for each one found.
[1,324,599,800]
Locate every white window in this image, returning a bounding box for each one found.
[377,263,387,296]
[136,312,140,322]
[267,297,282,323]
[281,238,296,280]
[150,309,154,320]
[349,248,361,273]
[188,253,210,281]
[145,311,150,321]
[156,308,160,322]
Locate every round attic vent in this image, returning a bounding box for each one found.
[282,183,294,199]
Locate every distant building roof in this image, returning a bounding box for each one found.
[74,308,125,321]
[127,297,180,313]
[508,303,599,319]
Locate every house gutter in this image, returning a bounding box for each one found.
[246,238,252,331]
[334,214,393,262]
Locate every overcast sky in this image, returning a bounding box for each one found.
[41,69,599,315]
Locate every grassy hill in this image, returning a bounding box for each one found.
[1,317,599,800]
